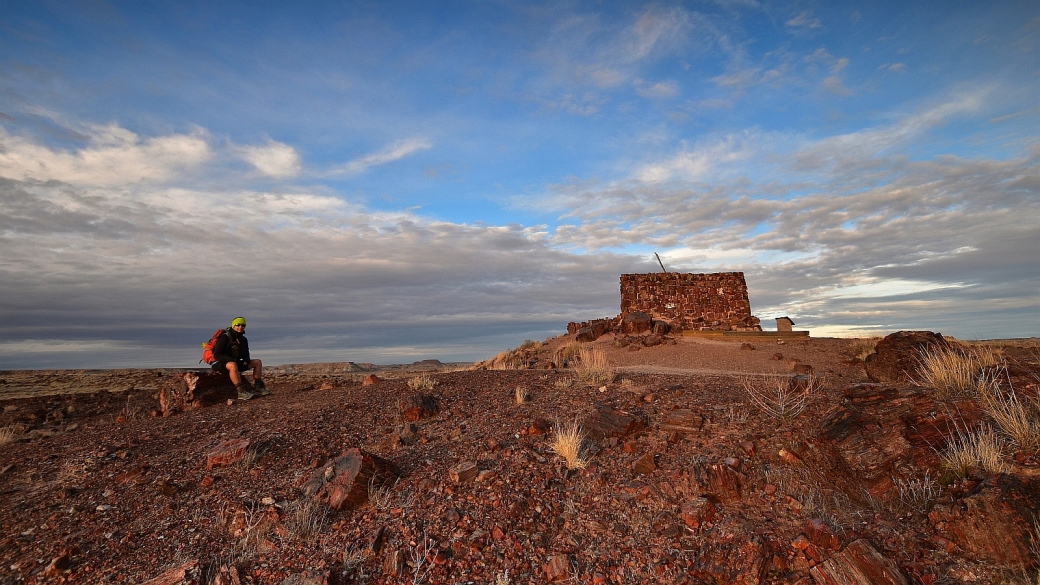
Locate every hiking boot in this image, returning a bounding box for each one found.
[254,380,271,396]
[236,385,256,401]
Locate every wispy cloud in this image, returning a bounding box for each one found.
[330,138,432,176]
[786,11,823,30]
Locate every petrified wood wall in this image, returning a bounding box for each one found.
[620,272,761,331]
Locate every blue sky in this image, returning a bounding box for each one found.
[1,0,1037,368]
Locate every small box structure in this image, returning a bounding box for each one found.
[776,317,794,332]
[620,272,761,331]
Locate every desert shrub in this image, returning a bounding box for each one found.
[518,339,541,350]
[977,374,1040,451]
[554,342,582,363]
[554,378,573,389]
[407,373,437,391]
[236,444,267,470]
[740,375,819,421]
[574,344,614,385]
[849,336,881,360]
[367,476,400,510]
[551,419,588,470]
[940,424,1010,477]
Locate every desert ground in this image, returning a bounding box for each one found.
[1,330,1039,584]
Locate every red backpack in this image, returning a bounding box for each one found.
[200,328,229,365]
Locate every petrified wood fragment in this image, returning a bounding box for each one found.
[864,331,948,383]
[399,393,439,422]
[583,404,646,441]
[809,539,908,585]
[659,409,703,434]
[301,448,398,510]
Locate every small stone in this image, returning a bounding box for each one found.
[362,374,381,386]
[450,461,479,483]
[206,439,251,470]
[544,554,571,581]
[632,453,656,475]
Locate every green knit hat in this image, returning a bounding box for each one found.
[231,316,247,327]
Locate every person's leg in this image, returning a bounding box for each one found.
[225,361,243,386]
[249,359,263,382]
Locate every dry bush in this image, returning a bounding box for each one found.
[940,424,1010,477]
[849,336,881,360]
[514,386,529,405]
[367,477,401,511]
[976,373,1040,451]
[407,373,437,391]
[495,571,510,585]
[236,444,267,470]
[740,375,820,421]
[551,419,588,470]
[553,342,582,364]
[0,426,19,445]
[915,346,984,398]
[554,378,573,389]
[485,348,527,370]
[895,472,942,514]
[282,499,328,542]
[574,344,615,385]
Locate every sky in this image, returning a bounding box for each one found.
[0,0,1038,369]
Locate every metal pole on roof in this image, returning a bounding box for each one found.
[654,252,668,273]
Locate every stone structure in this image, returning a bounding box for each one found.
[776,317,794,332]
[620,272,761,331]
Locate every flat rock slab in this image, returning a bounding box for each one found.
[583,404,646,441]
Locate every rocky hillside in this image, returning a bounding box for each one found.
[1,332,1038,584]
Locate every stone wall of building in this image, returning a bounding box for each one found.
[620,272,761,331]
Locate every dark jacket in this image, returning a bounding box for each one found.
[212,328,250,365]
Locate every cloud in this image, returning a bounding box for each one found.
[330,138,432,176]
[634,79,679,99]
[0,123,210,186]
[527,95,1039,336]
[879,62,907,73]
[236,139,302,178]
[786,11,823,30]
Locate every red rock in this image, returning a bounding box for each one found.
[694,461,744,504]
[631,453,656,475]
[141,560,201,585]
[793,363,813,374]
[805,518,841,550]
[688,518,770,583]
[544,554,571,581]
[620,311,652,334]
[643,334,662,347]
[492,526,506,540]
[301,448,399,510]
[206,439,251,470]
[659,409,703,434]
[279,570,330,585]
[809,539,908,585]
[400,393,438,421]
[41,550,73,576]
[864,331,948,384]
[928,474,1040,566]
[382,549,404,576]
[583,404,646,441]
[680,496,716,529]
[362,374,381,386]
[450,461,479,483]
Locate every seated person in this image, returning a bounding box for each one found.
[211,316,268,400]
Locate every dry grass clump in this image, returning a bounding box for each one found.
[977,374,1040,451]
[553,342,582,365]
[0,426,19,445]
[740,375,820,421]
[915,346,983,398]
[282,499,329,542]
[849,336,881,360]
[551,419,588,470]
[895,472,942,513]
[554,378,573,389]
[367,477,401,510]
[940,424,1010,478]
[407,373,437,391]
[574,344,615,385]
[514,386,529,404]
